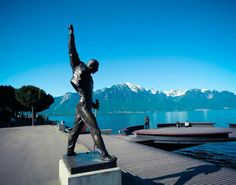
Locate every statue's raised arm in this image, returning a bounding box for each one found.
[68,24,81,69]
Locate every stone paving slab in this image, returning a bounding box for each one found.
[0,125,88,185]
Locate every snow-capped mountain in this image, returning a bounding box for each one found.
[43,83,236,115]
[124,82,145,93]
[108,83,187,97]
[163,89,187,97]
[111,82,145,93]
[60,92,72,104]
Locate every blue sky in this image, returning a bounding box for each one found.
[1,0,236,96]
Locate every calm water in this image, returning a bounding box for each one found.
[50,109,236,133]
[49,109,236,169]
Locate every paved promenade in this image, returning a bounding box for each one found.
[0,126,88,185]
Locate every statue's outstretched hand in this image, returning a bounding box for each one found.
[68,24,74,34]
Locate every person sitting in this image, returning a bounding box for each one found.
[176,121,181,128]
[184,121,191,127]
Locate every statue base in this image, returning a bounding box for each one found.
[59,152,121,185]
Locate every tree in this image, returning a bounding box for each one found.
[0,85,16,110]
[0,86,18,124]
[16,85,54,125]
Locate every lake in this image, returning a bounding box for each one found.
[49,109,236,133]
[49,109,236,169]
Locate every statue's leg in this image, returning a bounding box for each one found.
[78,107,109,157]
[67,108,84,154]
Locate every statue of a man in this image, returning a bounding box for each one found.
[67,25,115,162]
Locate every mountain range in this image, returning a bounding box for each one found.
[43,82,236,115]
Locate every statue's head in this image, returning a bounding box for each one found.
[88,59,99,74]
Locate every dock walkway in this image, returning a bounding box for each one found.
[79,134,236,185]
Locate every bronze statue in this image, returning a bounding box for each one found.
[67,25,115,162]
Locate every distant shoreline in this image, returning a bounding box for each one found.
[44,108,236,117]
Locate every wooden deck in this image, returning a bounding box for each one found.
[135,127,232,136]
[229,123,236,128]
[157,122,215,128]
[133,127,236,145]
[78,134,236,185]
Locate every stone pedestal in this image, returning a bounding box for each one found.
[59,152,121,185]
